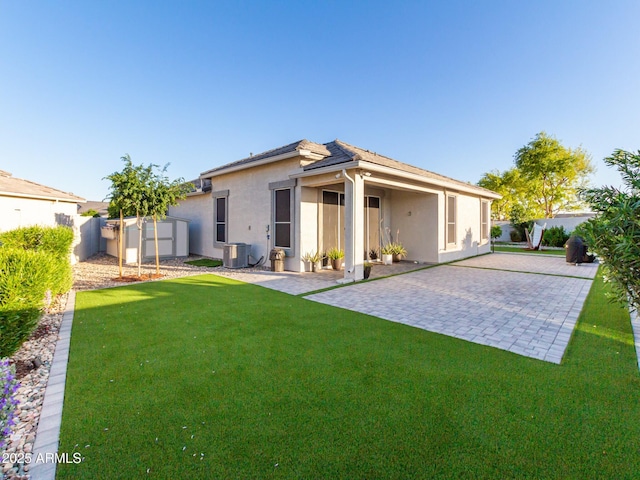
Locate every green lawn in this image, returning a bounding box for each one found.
[57,272,640,479]
[184,258,223,267]
[494,245,566,255]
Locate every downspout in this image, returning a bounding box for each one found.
[342,169,356,275]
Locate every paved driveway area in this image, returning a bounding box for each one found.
[218,253,597,364]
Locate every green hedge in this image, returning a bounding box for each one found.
[0,248,52,357]
[0,226,74,357]
[542,226,570,248]
[0,225,74,258]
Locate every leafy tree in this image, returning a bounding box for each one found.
[578,149,640,311]
[105,155,153,278]
[478,168,542,220]
[515,132,594,218]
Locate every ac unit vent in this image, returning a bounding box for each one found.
[223,243,251,268]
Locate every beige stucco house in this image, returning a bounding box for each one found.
[169,139,500,281]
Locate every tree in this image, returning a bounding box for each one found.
[146,165,191,274]
[578,149,640,311]
[104,155,153,278]
[478,167,543,220]
[514,132,594,218]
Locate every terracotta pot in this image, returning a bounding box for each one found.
[392,254,403,263]
[331,258,343,271]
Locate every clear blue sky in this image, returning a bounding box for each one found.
[2,0,639,201]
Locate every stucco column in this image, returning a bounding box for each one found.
[343,170,365,281]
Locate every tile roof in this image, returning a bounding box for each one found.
[305,140,498,195]
[201,139,330,176]
[0,171,85,203]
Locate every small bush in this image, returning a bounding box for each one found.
[542,226,570,248]
[509,230,522,242]
[490,225,503,240]
[0,248,52,357]
[0,225,74,258]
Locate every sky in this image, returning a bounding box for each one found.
[2,0,639,201]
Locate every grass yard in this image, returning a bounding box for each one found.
[493,245,566,255]
[184,258,223,267]
[57,272,640,479]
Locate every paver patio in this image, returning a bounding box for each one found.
[213,253,596,363]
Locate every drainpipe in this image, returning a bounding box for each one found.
[342,169,356,276]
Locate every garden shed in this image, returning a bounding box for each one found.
[103,216,189,264]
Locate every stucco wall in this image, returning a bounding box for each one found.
[174,158,302,269]
[0,196,79,232]
[169,194,213,256]
[438,193,491,262]
[389,190,439,263]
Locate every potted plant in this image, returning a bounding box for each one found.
[310,251,321,272]
[390,242,407,262]
[369,249,379,261]
[326,247,344,271]
[301,251,314,272]
[381,244,394,265]
[363,261,372,279]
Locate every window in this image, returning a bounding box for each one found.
[274,188,292,248]
[447,194,456,245]
[481,200,489,241]
[212,190,229,246]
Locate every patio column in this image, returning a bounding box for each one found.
[343,170,365,281]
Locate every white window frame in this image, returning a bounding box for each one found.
[446,194,457,247]
[481,200,490,242]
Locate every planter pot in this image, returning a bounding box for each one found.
[382,254,393,265]
[363,266,371,279]
[311,261,321,272]
[392,254,403,263]
[331,258,343,271]
[303,261,312,272]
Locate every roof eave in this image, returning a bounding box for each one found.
[0,191,86,203]
[200,149,326,179]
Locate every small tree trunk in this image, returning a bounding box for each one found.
[153,215,160,275]
[118,209,124,279]
[137,214,143,278]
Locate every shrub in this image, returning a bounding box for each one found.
[542,226,570,247]
[490,225,503,240]
[0,226,73,296]
[509,230,522,242]
[0,248,52,357]
[0,225,74,258]
[579,149,640,311]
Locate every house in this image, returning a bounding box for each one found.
[169,139,501,281]
[0,170,86,232]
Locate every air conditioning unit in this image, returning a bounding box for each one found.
[223,243,251,268]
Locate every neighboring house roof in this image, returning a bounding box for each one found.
[0,170,85,203]
[199,139,500,198]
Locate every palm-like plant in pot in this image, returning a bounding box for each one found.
[326,247,344,271]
